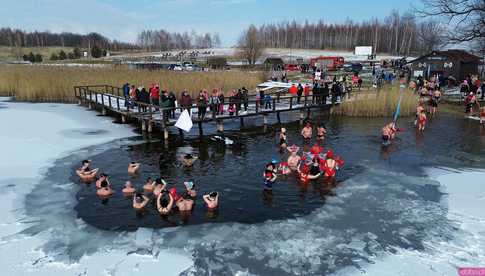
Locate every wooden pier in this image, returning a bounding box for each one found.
[74,84,341,139]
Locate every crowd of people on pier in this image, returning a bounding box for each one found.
[75,157,219,221]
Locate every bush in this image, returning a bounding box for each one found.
[91,45,102,58]
[58,50,67,60]
[50,53,59,61]
[73,47,81,58]
[34,54,43,63]
[67,52,75,59]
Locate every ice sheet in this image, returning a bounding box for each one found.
[0,99,193,275]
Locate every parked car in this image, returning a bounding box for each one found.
[169,64,183,71]
[343,63,363,73]
[285,64,300,71]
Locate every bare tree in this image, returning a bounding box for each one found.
[416,0,485,43]
[416,20,445,53]
[238,25,263,65]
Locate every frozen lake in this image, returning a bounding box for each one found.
[0,97,484,275]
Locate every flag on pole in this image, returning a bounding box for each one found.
[175,109,193,132]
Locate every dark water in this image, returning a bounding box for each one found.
[24,108,485,275]
[71,111,485,232]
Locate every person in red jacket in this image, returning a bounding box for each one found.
[289,84,298,95]
[179,90,193,115]
[150,84,160,106]
[304,84,311,98]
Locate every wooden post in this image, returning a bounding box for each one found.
[88,102,92,109]
[116,97,120,110]
[102,107,107,116]
[290,97,293,109]
[121,114,126,123]
[307,108,311,119]
[163,128,169,140]
[240,117,244,127]
[147,120,153,133]
[141,119,146,132]
[161,111,169,141]
[198,121,203,136]
[277,112,281,124]
[299,110,304,125]
[263,114,268,125]
[217,119,224,132]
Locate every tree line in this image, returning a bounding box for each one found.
[136,29,221,51]
[240,11,443,57]
[0,28,137,50]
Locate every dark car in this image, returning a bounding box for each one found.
[343,63,363,73]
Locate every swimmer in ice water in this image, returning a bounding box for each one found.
[279,127,288,150]
[321,150,344,179]
[133,192,150,210]
[263,163,277,191]
[417,110,427,131]
[128,161,141,174]
[181,154,198,167]
[96,180,114,197]
[183,181,197,199]
[122,181,136,196]
[301,122,313,140]
[143,177,155,193]
[287,144,301,171]
[316,124,327,141]
[76,159,98,182]
[95,173,109,189]
[203,191,219,209]
[381,122,397,144]
[153,178,167,198]
[157,191,174,215]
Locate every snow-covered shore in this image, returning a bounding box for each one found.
[0,98,192,275]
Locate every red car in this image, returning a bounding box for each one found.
[285,64,300,71]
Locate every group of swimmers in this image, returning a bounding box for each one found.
[266,122,344,191]
[75,159,219,220]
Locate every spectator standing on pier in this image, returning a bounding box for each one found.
[297,83,303,104]
[259,88,265,107]
[235,89,242,112]
[209,89,220,117]
[241,87,249,111]
[160,90,171,121]
[197,91,207,120]
[218,90,225,115]
[179,90,193,115]
[264,93,272,109]
[123,83,130,107]
[168,91,176,118]
[150,84,160,106]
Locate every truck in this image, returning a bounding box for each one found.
[310,56,345,71]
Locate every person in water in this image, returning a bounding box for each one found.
[76,160,98,182]
[381,122,397,143]
[203,191,219,209]
[308,157,322,179]
[97,180,114,197]
[310,142,324,156]
[298,164,311,183]
[287,145,301,171]
[132,192,150,210]
[143,177,155,193]
[279,127,288,150]
[128,162,141,174]
[183,181,197,199]
[153,178,167,198]
[418,110,427,131]
[157,191,174,215]
[430,89,441,115]
[95,173,109,189]
[316,124,327,141]
[263,163,278,190]
[181,154,198,167]
[122,181,136,196]
[278,161,291,175]
[176,192,195,212]
[321,150,343,178]
[415,103,425,125]
[301,122,313,139]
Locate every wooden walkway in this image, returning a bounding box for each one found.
[74,85,341,138]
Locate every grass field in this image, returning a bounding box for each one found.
[0,64,265,102]
[331,86,418,117]
[0,46,77,61]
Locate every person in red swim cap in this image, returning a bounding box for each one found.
[322,149,344,178]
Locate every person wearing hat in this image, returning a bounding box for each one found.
[132,192,150,210]
[122,181,136,196]
[287,144,301,171]
[153,178,167,197]
[95,173,109,189]
[321,150,344,178]
[76,160,98,183]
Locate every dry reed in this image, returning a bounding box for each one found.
[331,86,418,117]
[0,65,264,102]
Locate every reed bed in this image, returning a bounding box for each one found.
[0,65,264,102]
[331,86,418,117]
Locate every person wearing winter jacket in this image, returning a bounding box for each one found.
[179,90,193,115]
